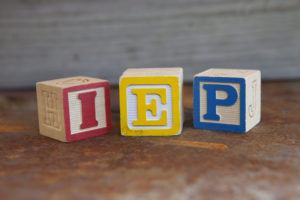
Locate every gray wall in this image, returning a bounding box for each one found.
[1,0,300,88]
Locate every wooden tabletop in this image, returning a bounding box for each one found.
[0,81,299,199]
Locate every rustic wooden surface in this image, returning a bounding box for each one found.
[0,81,300,199]
[1,0,300,88]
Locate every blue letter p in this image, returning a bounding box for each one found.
[203,84,238,121]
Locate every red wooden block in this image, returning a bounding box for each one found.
[36,76,111,142]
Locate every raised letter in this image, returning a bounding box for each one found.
[78,91,98,129]
[203,84,238,121]
[132,88,167,126]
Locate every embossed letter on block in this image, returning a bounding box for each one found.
[194,68,261,133]
[36,76,111,142]
[119,68,183,136]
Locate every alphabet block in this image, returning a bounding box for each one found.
[36,76,111,142]
[119,68,183,136]
[193,68,261,133]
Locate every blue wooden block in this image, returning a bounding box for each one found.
[193,68,261,133]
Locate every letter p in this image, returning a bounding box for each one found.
[203,84,238,121]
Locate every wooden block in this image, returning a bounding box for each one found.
[119,67,183,136]
[193,68,261,133]
[36,76,111,142]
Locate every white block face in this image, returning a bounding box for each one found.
[126,84,173,129]
[246,72,261,131]
[68,87,107,134]
[199,82,241,125]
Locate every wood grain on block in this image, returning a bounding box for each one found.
[36,76,111,142]
[119,68,183,136]
[193,68,261,133]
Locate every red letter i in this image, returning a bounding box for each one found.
[78,91,98,129]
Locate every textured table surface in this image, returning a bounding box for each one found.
[0,81,299,200]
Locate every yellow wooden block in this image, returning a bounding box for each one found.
[119,68,183,136]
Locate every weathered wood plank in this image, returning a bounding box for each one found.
[1,81,300,199]
[0,0,300,88]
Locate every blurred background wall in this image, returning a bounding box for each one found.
[0,0,300,88]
